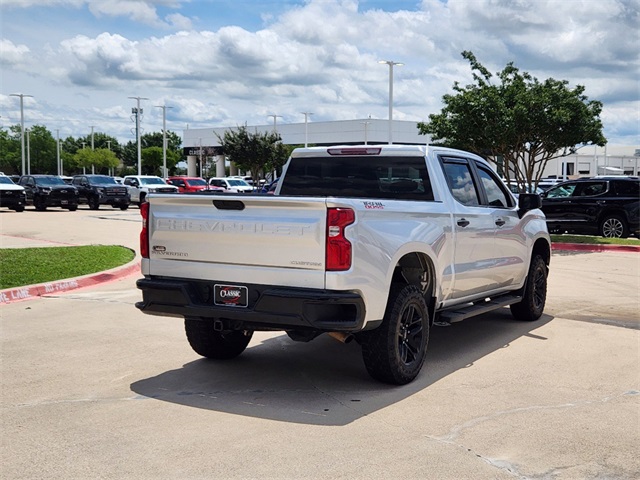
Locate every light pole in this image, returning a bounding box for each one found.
[25,128,31,174]
[378,60,403,144]
[10,93,34,175]
[301,112,313,147]
[361,121,371,145]
[268,114,282,133]
[90,125,96,174]
[156,104,173,178]
[56,129,61,175]
[129,96,148,175]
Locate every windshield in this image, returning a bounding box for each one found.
[227,179,250,187]
[140,177,167,185]
[35,176,67,186]
[89,176,117,185]
[0,177,15,185]
[187,178,208,186]
[280,155,434,200]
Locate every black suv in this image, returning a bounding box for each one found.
[18,175,79,211]
[72,175,130,210]
[541,177,640,238]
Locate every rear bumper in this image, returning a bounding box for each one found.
[136,277,366,332]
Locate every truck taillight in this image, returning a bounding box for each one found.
[140,201,149,259]
[326,208,355,271]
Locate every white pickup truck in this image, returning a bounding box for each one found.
[123,175,179,205]
[135,145,551,384]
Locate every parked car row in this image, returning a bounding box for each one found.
[2,171,638,240]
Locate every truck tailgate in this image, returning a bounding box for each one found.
[146,194,327,288]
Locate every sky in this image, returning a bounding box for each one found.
[1,0,639,147]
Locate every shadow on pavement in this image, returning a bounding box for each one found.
[131,309,553,426]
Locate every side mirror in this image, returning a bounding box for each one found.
[517,193,542,218]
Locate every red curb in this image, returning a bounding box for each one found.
[0,259,141,305]
[552,242,640,252]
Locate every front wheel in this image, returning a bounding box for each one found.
[600,215,628,238]
[184,317,253,359]
[360,284,429,385]
[119,205,129,211]
[88,196,100,210]
[34,197,46,211]
[510,254,548,321]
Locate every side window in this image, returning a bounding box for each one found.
[442,162,480,206]
[577,182,606,197]
[546,183,577,198]
[476,165,511,208]
[612,181,639,197]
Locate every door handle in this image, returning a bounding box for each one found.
[495,219,506,227]
[457,218,470,227]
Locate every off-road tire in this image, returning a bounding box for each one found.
[510,254,548,321]
[360,284,430,385]
[34,197,46,211]
[184,317,253,360]
[599,214,628,239]
[88,196,100,210]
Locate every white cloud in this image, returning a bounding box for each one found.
[1,0,638,145]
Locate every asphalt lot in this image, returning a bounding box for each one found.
[1,207,639,479]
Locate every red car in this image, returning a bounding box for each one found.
[167,176,219,193]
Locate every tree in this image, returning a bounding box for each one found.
[122,131,182,175]
[0,126,22,174]
[418,51,607,190]
[217,125,288,184]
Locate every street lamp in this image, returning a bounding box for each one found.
[156,104,173,178]
[10,93,34,175]
[129,96,148,175]
[25,128,31,174]
[301,112,313,147]
[361,121,371,145]
[378,60,403,144]
[268,114,282,133]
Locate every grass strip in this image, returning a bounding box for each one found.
[550,234,640,246]
[0,245,135,290]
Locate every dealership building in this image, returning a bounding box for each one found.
[182,119,639,180]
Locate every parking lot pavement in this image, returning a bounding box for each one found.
[1,209,639,479]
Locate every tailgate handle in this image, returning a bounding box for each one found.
[212,200,245,210]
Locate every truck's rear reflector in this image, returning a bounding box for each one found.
[140,201,150,259]
[326,208,355,271]
[327,147,381,156]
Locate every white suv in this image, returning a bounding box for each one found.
[208,177,254,193]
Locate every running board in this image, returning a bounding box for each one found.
[436,294,522,325]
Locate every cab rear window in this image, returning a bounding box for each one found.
[280,156,434,201]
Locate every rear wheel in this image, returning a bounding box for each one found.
[184,317,253,359]
[360,284,429,385]
[510,254,548,321]
[600,215,628,238]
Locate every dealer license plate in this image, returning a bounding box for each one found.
[214,284,248,307]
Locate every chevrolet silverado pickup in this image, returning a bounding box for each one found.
[135,145,551,384]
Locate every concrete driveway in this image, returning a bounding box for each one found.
[1,208,639,479]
